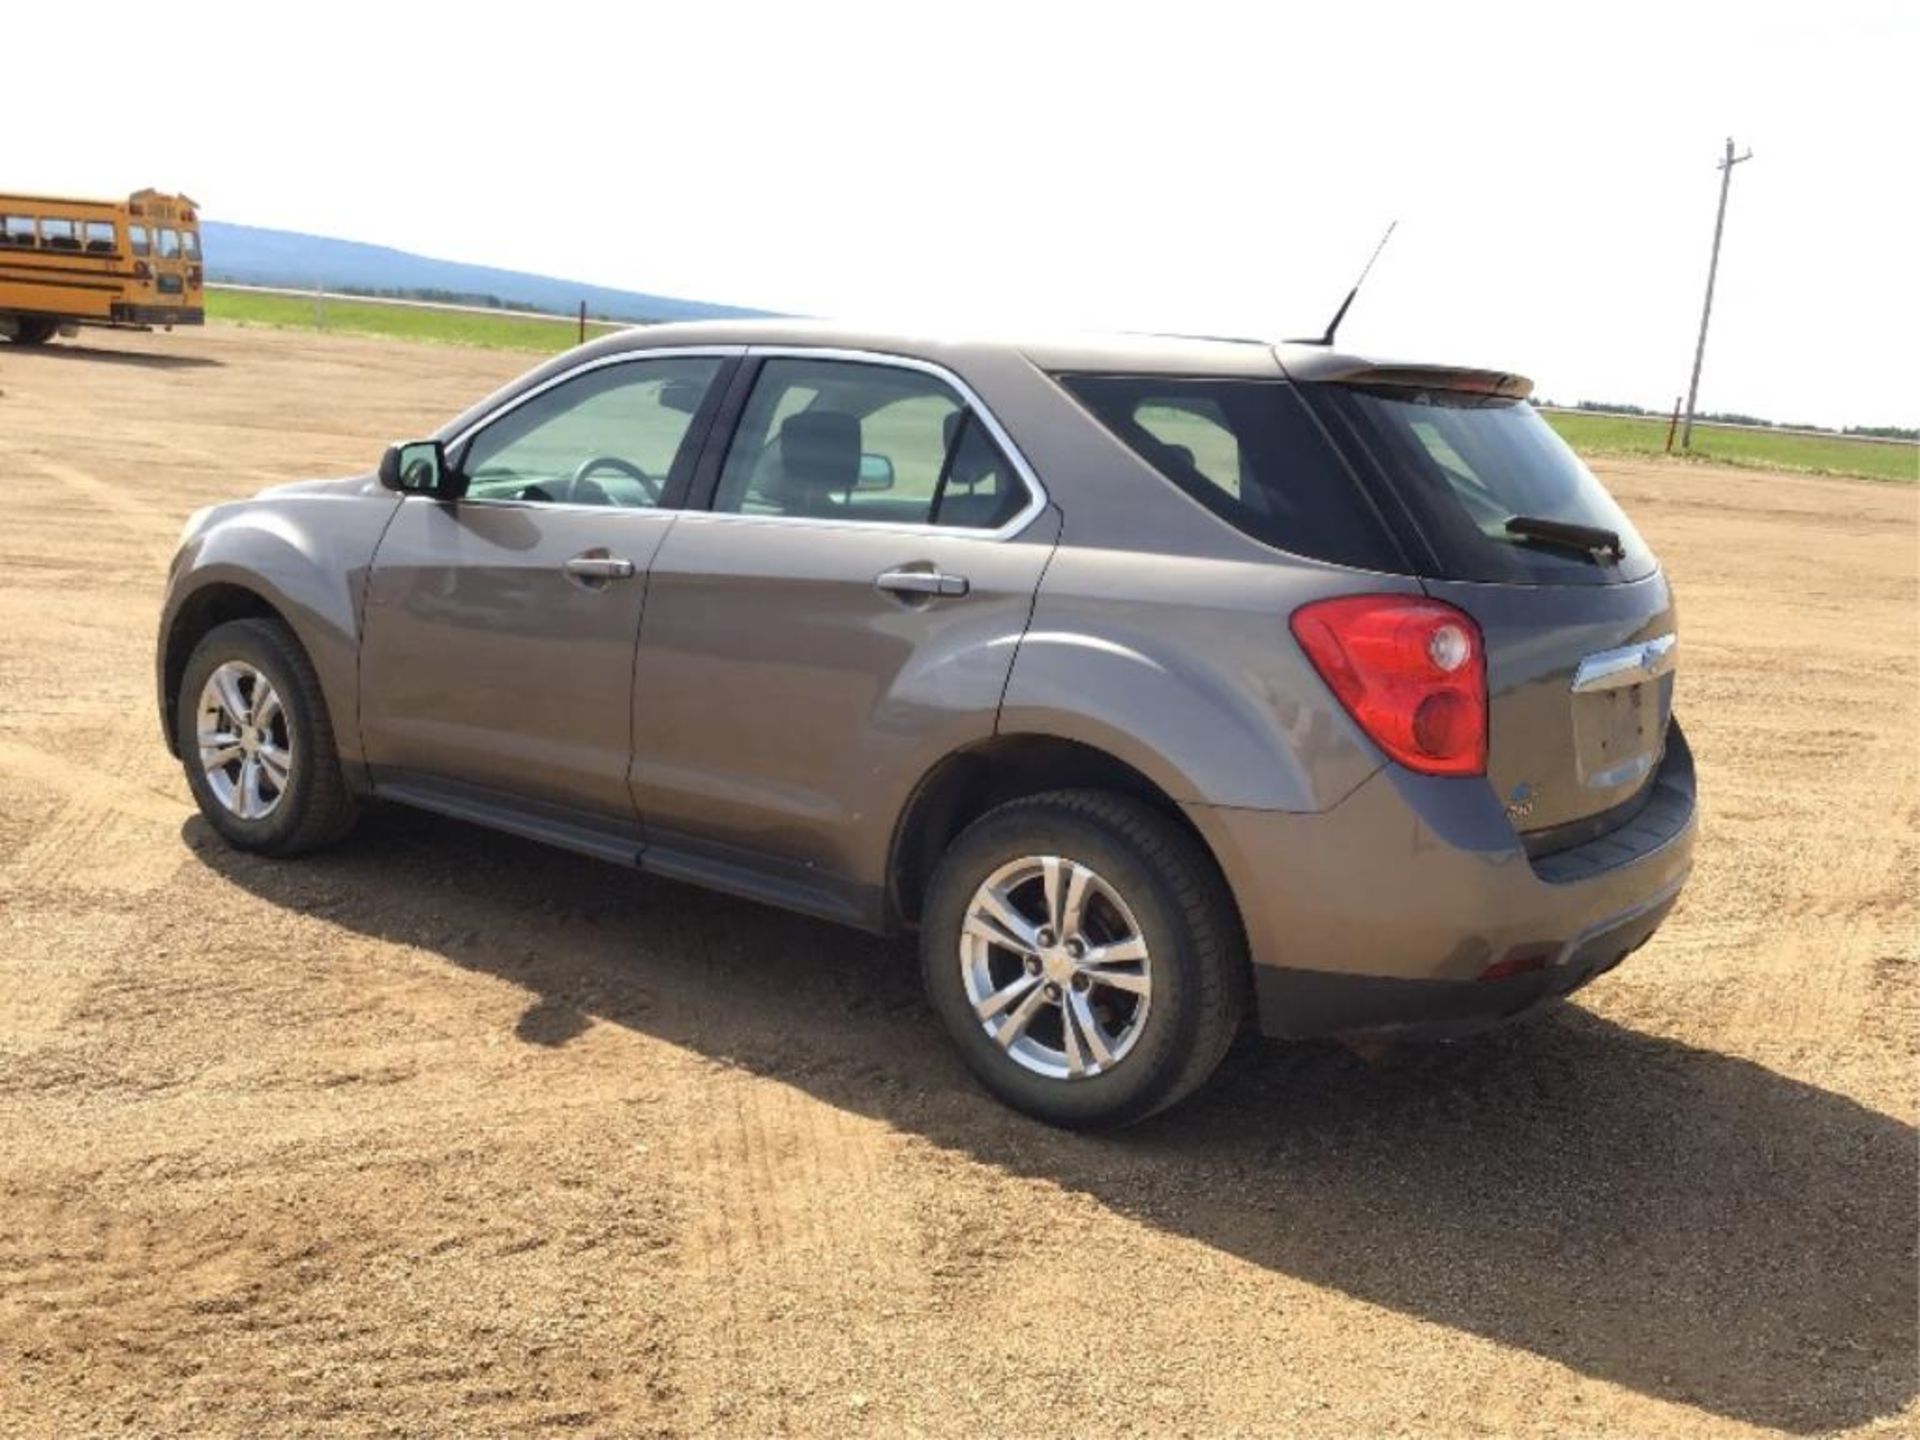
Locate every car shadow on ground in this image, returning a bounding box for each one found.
[3,343,222,370]
[186,807,1916,1434]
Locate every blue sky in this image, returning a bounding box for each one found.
[14,0,1917,427]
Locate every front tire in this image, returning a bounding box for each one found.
[176,618,359,856]
[921,790,1245,1128]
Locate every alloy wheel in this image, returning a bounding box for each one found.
[196,660,292,820]
[959,855,1153,1080]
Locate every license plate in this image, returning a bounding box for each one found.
[1576,682,1660,789]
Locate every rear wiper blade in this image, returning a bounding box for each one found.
[1504,514,1624,562]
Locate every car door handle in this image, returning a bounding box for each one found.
[563,554,636,580]
[876,567,969,599]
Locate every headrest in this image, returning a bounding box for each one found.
[779,411,860,492]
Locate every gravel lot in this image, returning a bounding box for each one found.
[0,325,1913,1438]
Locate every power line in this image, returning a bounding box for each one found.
[1681,137,1753,450]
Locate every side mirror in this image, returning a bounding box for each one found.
[855,452,895,492]
[378,439,450,495]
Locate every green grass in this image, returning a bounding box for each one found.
[1543,410,1917,484]
[206,287,624,352]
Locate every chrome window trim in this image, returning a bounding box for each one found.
[444,345,747,513]
[693,345,1050,542]
[437,341,1051,540]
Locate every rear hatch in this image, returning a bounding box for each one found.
[1294,367,1676,845]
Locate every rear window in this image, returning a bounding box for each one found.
[1307,385,1655,586]
[1059,375,1403,571]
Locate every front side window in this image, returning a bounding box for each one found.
[39,218,79,251]
[84,220,116,255]
[0,215,33,247]
[713,357,1029,529]
[181,230,201,260]
[457,356,722,507]
[157,228,181,259]
[128,224,151,257]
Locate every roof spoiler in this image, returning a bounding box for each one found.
[1276,351,1534,400]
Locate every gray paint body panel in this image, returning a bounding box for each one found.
[631,505,1063,918]
[158,476,399,767]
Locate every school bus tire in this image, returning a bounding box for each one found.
[7,317,59,345]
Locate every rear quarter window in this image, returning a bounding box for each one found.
[1058,375,1405,572]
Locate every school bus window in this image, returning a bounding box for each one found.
[1,215,34,248]
[181,231,201,261]
[84,221,117,255]
[129,225,151,257]
[41,218,81,252]
[157,228,182,259]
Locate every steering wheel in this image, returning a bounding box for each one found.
[566,455,659,505]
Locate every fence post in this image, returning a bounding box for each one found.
[578,300,586,345]
[1665,396,1681,454]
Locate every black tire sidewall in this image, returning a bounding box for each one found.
[176,621,323,854]
[921,800,1209,1128]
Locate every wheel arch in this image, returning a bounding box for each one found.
[159,581,294,756]
[887,732,1245,942]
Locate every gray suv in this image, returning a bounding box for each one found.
[159,321,1695,1127]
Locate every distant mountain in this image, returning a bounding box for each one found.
[200,220,769,324]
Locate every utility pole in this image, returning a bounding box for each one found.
[1681,137,1753,449]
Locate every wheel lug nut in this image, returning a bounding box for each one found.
[1024,957,1042,976]
[1071,973,1090,993]
[1036,928,1055,948]
[1066,938,1085,959]
[1044,982,1061,1001]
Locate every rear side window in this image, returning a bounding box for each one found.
[1059,375,1403,571]
[39,218,79,251]
[1306,385,1655,586]
[0,215,33,247]
[714,357,1030,530]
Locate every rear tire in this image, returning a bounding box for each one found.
[921,789,1245,1128]
[7,317,57,345]
[176,618,359,856]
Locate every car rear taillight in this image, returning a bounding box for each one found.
[1290,594,1487,777]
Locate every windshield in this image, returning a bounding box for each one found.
[1306,385,1655,585]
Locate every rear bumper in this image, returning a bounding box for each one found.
[1186,722,1697,1040]
[108,304,204,327]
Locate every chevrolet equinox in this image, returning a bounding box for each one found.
[159,320,1696,1127]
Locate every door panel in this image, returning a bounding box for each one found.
[359,500,674,821]
[356,352,730,823]
[631,510,1060,906]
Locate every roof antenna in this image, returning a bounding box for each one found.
[1289,221,1397,347]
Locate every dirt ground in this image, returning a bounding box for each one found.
[0,325,1913,1439]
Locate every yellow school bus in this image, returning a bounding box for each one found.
[0,188,203,344]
